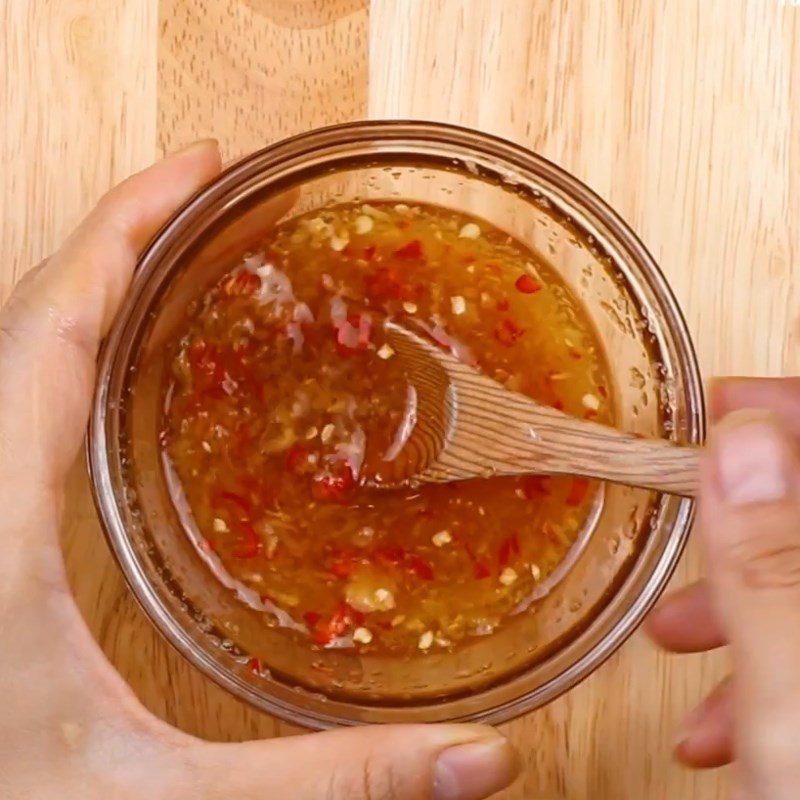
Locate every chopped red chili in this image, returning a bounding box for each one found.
[394,239,423,259]
[328,558,355,579]
[224,271,261,297]
[566,478,591,507]
[212,490,252,517]
[374,545,406,565]
[232,521,261,559]
[303,611,321,627]
[474,561,492,580]
[364,267,405,301]
[494,317,526,346]
[312,463,356,504]
[312,602,354,645]
[514,274,541,294]
[285,444,310,474]
[522,476,551,499]
[407,555,435,581]
[498,532,521,566]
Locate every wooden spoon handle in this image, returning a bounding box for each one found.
[517,415,701,496]
[435,379,701,497]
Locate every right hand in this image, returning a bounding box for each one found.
[648,378,800,798]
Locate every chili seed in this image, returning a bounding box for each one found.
[582,393,600,411]
[374,588,396,610]
[450,295,466,315]
[354,215,374,234]
[499,567,518,586]
[321,423,335,443]
[432,530,452,547]
[353,627,373,644]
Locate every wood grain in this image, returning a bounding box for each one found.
[157,0,370,158]
[4,1,800,798]
[0,0,157,295]
[382,322,701,495]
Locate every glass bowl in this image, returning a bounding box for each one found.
[88,121,704,729]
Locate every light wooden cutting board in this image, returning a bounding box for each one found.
[5,2,800,797]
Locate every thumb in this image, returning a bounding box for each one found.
[188,724,519,800]
[700,410,800,777]
[0,140,221,489]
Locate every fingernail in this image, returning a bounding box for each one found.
[716,411,788,505]
[434,737,519,800]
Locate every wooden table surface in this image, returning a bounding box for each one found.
[4,2,800,797]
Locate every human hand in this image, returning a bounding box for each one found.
[648,378,800,798]
[0,141,518,800]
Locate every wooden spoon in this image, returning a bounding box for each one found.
[368,321,700,496]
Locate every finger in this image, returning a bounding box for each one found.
[51,139,222,341]
[710,377,800,434]
[0,140,221,492]
[674,677,734,769]
[188,724,519,800]
[646,580,727,653]
[700,409,800,777]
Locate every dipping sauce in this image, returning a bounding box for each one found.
[161,201,611,655]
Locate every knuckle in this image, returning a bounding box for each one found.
[0,290,40,352]
[325,754,406,800]
[0,266,95,361]
[95,181,142,234]
[722,519,800,590]
[0,260,51,344]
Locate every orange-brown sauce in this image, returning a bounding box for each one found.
[162,201,611,654]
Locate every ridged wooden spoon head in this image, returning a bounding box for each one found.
[366,320,544,487]
[363,321,701,497]
[363,321,456,488]
[367,320,564,487]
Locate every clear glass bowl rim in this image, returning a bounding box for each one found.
[88,119,706,729]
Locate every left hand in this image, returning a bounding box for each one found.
[0,140,519,800]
